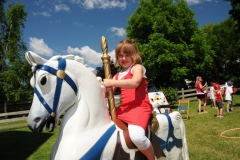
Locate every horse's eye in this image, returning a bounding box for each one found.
[40,76,47,85]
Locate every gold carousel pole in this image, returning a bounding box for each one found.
[100,36,116,120]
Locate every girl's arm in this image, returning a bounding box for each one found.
[103,64,143,89]
[200,82,207,90]
[220,91,224,104]
[105,75,117,97]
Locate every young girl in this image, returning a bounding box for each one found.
[103,39,156,160]
[214,84,224,118]
[195,76,207,114]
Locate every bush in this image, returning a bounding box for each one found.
[159,87,178,106]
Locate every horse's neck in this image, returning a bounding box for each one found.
[60,94,111,133]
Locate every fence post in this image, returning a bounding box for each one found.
[181,88,185,99]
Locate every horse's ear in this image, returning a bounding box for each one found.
[25,51,47,66]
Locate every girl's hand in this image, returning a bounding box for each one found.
[105,86,112,93]
[103,79,114,87]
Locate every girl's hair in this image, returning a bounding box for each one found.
[195,76,202,87]
[196,76,202,82]
[114,39,142,66]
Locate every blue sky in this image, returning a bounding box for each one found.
[4,0,231,69]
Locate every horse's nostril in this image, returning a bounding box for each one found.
[34,117,41,123]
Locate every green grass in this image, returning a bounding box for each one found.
[179,98,240,160]
[0,119,27,126]
[0,124,58,160]
[0,92,240,160]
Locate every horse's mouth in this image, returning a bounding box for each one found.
[29,115,55,133]
[45,116,55,132]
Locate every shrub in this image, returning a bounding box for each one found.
[159,87,178,106]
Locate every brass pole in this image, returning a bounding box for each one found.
[100,36,116,120]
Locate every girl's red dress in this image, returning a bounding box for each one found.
[115,66,152,130]
[215,90,222,100]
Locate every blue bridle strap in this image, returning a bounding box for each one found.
[33,58,78,116]
[52,58,65,114]
[34,87,53,114]
[156,114,183,152]
[36,61,78,95]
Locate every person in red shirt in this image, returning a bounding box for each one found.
[195,76,207,114]
[103,39,156,160]
[214,84,224,118]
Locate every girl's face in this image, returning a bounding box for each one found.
[117,52,133,69]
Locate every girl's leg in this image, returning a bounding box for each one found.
[198,99,202,114]
[203,98,207,113]
[128,124,156,160]
[213,100,217,108]
[226,102,230,113]
[220,108,223,117]
[140,144,156,160]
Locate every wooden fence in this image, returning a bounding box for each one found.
[178,84,225,101]
[0,110,29,123]
[0,85,224,123]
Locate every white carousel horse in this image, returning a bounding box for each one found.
[26,51,189,160]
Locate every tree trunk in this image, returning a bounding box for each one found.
[4,100,8,118]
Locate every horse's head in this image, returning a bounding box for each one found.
[26,51,100,132]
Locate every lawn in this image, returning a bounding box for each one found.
[181,96,240,160]
[0,92,239,160]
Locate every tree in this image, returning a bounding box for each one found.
[126,0,215,88]
[200,23,220,82]
[225,0,240,30]
[206,18,240,85]
[0,2,32,113]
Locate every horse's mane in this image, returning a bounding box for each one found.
[48,54,95,74]
[47,54,106,94]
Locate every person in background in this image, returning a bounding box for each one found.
[214,84,224,118]
[210,82,217,109]
[225,81,233,113]
[103,39,156,160]
[195,76,207,114]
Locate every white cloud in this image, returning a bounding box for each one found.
[73,21,83,27]
[29,37,54,56]
[32,11,51,17]
[109,27,126,37]
[186,0,213,5]
[67,46,115,66]
[55,4,70,12]
[34,0,44,6]
[70,0,127,10]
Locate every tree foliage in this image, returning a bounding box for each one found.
[126,0,215,88]
[205,18,240,85]
[225,0,240,30]
[0,2,32,104]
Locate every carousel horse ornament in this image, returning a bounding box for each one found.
[26,38,189,160]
